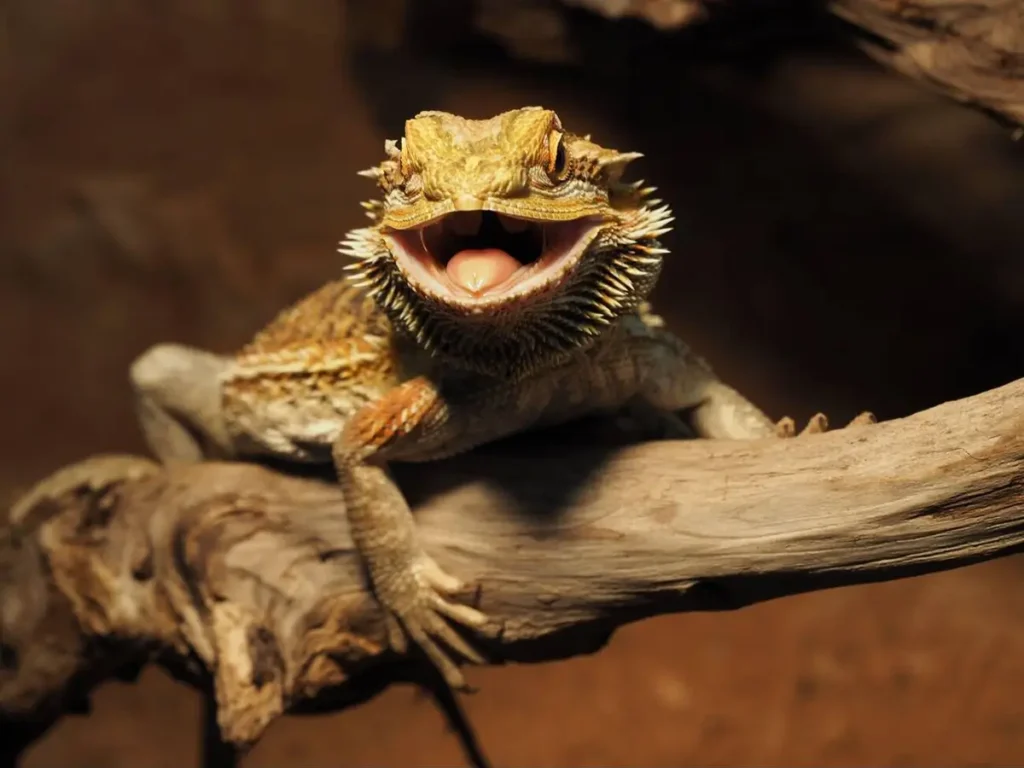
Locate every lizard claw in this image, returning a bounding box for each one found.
[846,411,878,427]
[776,411,876,437]
[380,552,498,692]
[800,412,830,435]
[774,415,797,437]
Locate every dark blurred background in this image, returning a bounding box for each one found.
[3,1,1024,765]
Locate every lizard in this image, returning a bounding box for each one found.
[127,106,875,691]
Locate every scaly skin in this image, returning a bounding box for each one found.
[128,107,875,691]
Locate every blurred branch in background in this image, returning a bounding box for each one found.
[345,0,1024,126]
[3,376,1023,759]
[473,0,1024,127]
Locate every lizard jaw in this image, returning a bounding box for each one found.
[382,211,604,311]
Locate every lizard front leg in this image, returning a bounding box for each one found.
[132,345,493,687]
[333,377,496,691]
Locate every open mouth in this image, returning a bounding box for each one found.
[383,211,602,307]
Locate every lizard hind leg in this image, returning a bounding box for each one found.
[638,348,780,440]
[129,343,234,463]
[631,326,873,440]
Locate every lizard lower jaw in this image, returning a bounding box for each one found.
[383,212,604,310]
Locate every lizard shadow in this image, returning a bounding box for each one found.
[394,414,690,531]
[252,414,661,529]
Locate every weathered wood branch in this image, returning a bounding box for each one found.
[2,378,1023,752]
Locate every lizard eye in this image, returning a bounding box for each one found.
[548,132,569,180]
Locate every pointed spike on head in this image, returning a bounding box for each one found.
[357,167,381,179]
[384,138,401,160]
[598,151,644,184]
[598,151,644,167]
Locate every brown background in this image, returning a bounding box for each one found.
[3,1,1024,765]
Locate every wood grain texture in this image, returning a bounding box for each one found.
[2,377,1023,749]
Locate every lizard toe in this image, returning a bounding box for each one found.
[774,416,797,438]
[431,597,492,631]
[384,613,409,654]
[417,554,467,595]
[402,606,477,690]
[847,411,878,427]
[419,633,471,691]
[777,410,875,437]
[800,412,830,435]
[378,557,492,690]
[422,607,488,666]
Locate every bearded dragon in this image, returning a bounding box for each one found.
[128,107,874,690]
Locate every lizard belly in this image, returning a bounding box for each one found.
[535,334,648,422]
[396,339,647,463]
[222,376,391,463]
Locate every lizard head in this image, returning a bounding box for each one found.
[342,106,673,377]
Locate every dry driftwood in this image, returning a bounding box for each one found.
[2,377,1023,753]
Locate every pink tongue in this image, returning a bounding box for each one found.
[446,248,523,295]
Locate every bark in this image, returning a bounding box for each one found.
[2,378,1024,750]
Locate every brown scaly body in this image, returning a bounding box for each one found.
[128,107,874,691]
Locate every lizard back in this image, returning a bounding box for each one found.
[221,280,408,459]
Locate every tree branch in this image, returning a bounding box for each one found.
[2,378,1023,752]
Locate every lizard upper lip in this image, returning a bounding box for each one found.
[384,211,603,308]
[422,211,544,269]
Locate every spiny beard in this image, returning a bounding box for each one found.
[340,204,673,380]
